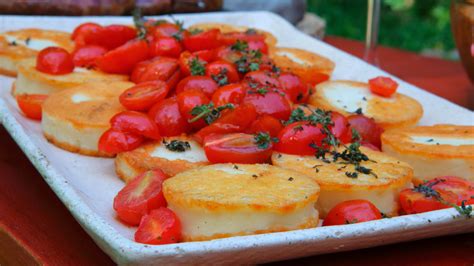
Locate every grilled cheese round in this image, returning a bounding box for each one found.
[272,147,413,217]
[115,136,209,183]
[0,28,73,77]
[381,124,474,183]
[163,163,320,241]
[41,81,133,157]
[308,80,423,129]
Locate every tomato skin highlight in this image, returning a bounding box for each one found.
[130,57,181,89]
[72,22,102,47]
[135,207,182,245]
[347,114,384,149]
[110,111,161,140]
[323,200,382,226]
[152,23,181,38]
[274,121,327,156]
[16,94,48,120]
[183,29,222,52]
[83,24,137,50]
[369,76,398,97]
[175,76,219,97]
[96,39,149,74]
[119,81,169,112]
[278,72,309,103]
[177,90,210,129]
[98,129,144,155]
[211,83,246,107]
[114,170,169,225]
[148,97,190,137]
[36,47,74,75]
[71,45,107,68]
[150,36,183,58]
[244,70,280,89]
[243,91,292,121]
[203,133,273,164]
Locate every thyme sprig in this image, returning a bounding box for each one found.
[163,139,191,152]
[189,58,206,76]
[189,103,234,124]
[211,68,229,86]
[254,132,279,149]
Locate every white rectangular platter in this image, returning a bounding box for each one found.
[0,12,473,265]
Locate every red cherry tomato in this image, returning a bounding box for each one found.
[203,133,273,164]
[194,103,257,143]
[152,23,181,38]
[178,51,212,77]
[119,81,169,112]
[130,57,180,90]
[347,114,384,148]
[183,29,221,52]
[177,90,210,129]
[274,121,328,156]
[247,40,268,54]
[148,97,190,137]
[322,200,382,226]
[399,176,474,215]
[110,111,161,140]
[205,60,239,85]
[96,39,149,74]
[150,36,182,58]
[330,112,351,144]
[71,45,107,68]
[243,91,292,120]
[218,31,266,46]
[16,94,48,120]
[278,72,309,103]
[246,115,283,137]
[72,22,102,47]
[98,129,144,155]
[214,46,242,63]
[211,83,246,107]
[244,70,280,89]
[369,76,398,97]
[135,207,181,245]
[83,25,136,50]
[175,76,218,97]
[36,47,74,75]
[113,170,168,225]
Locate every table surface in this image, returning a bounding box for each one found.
[1,36,473,266]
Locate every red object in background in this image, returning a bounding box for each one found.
[1,36,473,265]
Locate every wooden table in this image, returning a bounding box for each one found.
[1,36,473,266]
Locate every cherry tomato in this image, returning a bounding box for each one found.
[150,36,182,58]
[347,114,384,148]
[72,22,102,47]
[83,25,136,50]
[214,46,242,63]
[399,176,474,215]
[135,207,181,245]
[218,31,266,46]
[194,49,216,63]
[130,57,180,90]
[194,103,257,143]
[113,170,168,225]
[98,129,144,155]
[178,51,209,77]
[71,45,107,68]
[274,121,327,156]
[211,83,247,107]
[247,40,268,54]
[244,70,280,89]
[203,133,273,164]
[246,115,283,137]
[16,94,48,120]
[177,90,210,129]
[330,112,351,144]
[369,76,398,97]
[322,200,382,226]
[119,81,169,112]
[183,29,221,52]
[243,91,292,120]
[152,23,181,39]
[96,39,149,74]
[205,60,239,85]
[110,111,161,140]
[175,76,218,97]
[36,47,74,75]
[278,72,309,103]
[148,97,190,137]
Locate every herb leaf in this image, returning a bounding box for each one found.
[254,132,278,149]
[163,139,191,152]
[189,103,234,124]
[189,58,206,76]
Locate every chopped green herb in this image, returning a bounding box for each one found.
[354,108,363,115]
[211,68,229,86]
[254,132,278,149]
[189,103,234,124]
[189,58,206,76]
[231,40,249,51]
[163,139,191,152]
[189,28,203,35]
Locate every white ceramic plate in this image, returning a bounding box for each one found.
[0,12,473,265]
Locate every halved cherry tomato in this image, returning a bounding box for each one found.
[135,207,181,245]
[347,114,384,148]
[194,104,257,143]
[98,129,144,155]
[150,36,182,58]
[278,72,308,103]
[114,170,169,225]
[130,57,181,90]
[175,76,218,97]
[119,81,169,112]
[274,121,327,156]
[322,200,382,226]
[399,176,474,215]
[243,91,292,120]
[203,133,273,164]
[211,83,246,107]
[72,22,102,47]
[110,111,161,140]
[83,25,136,50]
[246,115,283,137]
[16,94,48,120]
[244,70,280,89]
[71,45,107,68]
[176,90,210,129]
[205,60,239,85]
[152,23,181,39]
[36,47,74,75]
[330,112,351,144]
[96,39,149,74]
[148,97,190,136]
[369,76,398,97]
[183,29,221,52]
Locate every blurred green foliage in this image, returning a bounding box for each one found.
[307,0,455,55]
